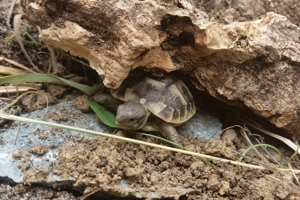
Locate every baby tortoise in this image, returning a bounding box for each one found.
[96,72,196,143]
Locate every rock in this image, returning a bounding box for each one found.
[19,1,300,138]
[178,112,222,140]
[0,101,107,183]
[19,0,209,88]
[47,85,68,98]
[199,0,300,26]
[20,92,58,112]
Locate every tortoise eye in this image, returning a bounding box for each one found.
[128,118,135,123]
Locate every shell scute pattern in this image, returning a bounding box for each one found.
[111,72,195,125]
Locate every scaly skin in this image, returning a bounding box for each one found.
[115,102,150,130]
[151,118,181,144]
[116,102,181,143]
[94,93,182,143]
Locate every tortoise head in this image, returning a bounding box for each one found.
[116,102,150,130]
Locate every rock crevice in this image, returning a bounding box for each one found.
[20,0,300,138]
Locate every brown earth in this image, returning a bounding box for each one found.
[10,121,300,199]
[1,0,300,199]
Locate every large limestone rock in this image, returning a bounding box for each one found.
[19,0,300,139]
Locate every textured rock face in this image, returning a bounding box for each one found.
[20,0,300,138]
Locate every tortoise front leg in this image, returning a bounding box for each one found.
[154,119,181,144]
[93,93,123,111]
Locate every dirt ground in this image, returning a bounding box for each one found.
[1,1,300,199]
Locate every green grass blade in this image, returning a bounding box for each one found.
[0,74,98,94]
[4,33,16,44]
[87,99,118,128]
[23,30,38,45]
[238,143,283,171]
[0,74,56,83]
[4,29,32,44]
[55,76,98,94]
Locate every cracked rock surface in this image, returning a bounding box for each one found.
[19,0,300,138]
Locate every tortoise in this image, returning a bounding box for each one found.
[107,72,196,143]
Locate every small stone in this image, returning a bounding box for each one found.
[219,181,230,195]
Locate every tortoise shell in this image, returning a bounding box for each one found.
[110,72,196,124]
